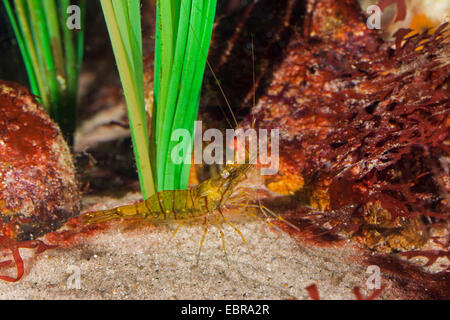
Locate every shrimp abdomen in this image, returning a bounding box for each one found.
[84,189,206,225]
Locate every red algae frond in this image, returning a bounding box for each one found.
[305,284,384,300]
[0,219,56,282]
[401,250,450,270]
[305,284,321,300]
[44,216,111,248]
[352,287,384,300]
[378,0,408,22]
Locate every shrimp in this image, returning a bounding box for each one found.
[83,162,247,259]
[83,162,252,226]
[82,160,297,259]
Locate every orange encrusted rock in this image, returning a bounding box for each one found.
[0,81,80,241]
[248,0,449,252]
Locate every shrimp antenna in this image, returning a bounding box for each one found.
[251,33,256,115]
[249,33,258,164]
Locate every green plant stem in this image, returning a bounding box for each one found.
[160,0,193,190]
[101,0,155,199]
[179,0,217,187]
[61,0,85,144]
[2,0,38,94]
[155,0,175,190]
[11,0,50,108]
[162,0,217,190]
[154,0,217,191]
[3,0,84,144]
[42,0,65,81]
[76,0,86,73]
[162,0,203,190]
[28,0,60,121]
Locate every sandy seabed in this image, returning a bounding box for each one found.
[0,192,397,300]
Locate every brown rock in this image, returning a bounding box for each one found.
[0,81,80,240]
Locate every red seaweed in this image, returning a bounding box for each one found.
[0,215,57,282]
[0,233,56,282]
[378,0,407,22]
[44,216,111,248]
[401,250,450,269]
[362,252,450,299]
[353,287,384,300]
[306,284,321,300]
[305,284,384,300]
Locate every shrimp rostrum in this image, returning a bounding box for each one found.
[83,162,296,258]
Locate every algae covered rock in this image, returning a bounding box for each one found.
[0,81,80,240]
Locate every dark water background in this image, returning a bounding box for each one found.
[0,5,29,85]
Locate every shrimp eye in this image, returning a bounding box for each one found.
[221,170,230,179]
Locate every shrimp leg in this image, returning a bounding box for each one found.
[218,208,247,244]
[169,222,183,241]
[196,217,209,264]
[215,213,229,264]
